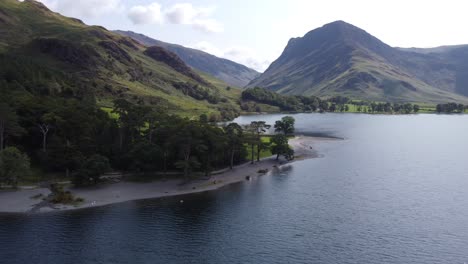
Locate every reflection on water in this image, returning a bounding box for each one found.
[1,113,468,264]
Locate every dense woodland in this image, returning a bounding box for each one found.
[0,82,295,187]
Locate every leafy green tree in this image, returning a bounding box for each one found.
[153,117,175,176]
[171,121,205,179]
[112,99,133,150]
[199,125,226,176]
[403,103,413,114]
[145,111,161,144]
[73,154,110,186]
[274,116,295,135]
[257,140,272,161]
[0,147,31,187]
[38,112,61,153]
[127,142,162,173]
[0,103,24,151]
[271,135,294,161]
[244,126,258,164]
[199,113,208,123]
[248,121,271,162]
[319,101,329,112]
[225,123,244,169]
[174,157,201,179]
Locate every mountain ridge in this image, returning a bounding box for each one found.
[248,21,468,103]
[114,30,260,87]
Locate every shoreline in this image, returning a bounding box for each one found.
[0,136,337,214]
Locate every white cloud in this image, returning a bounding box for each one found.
[127,2,223,33]
[192,42,270,72]
[128,3,162,25]
[192,19,223,34]
[36,0,123,18]
[165,3,211,24]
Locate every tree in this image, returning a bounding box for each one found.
[172,121,205,179]
[127,142,162,173]
[153,117,175,176]
[413,104,420,113]
[145,111,161,144]
[274,116,295,135]
[257,139,272,161]
[0,103,24,151]
[174,157,201,179]
[112,99,134,150]
[199,113,208,123]
[244,126,258,164]
[0,147,31,188]
[199,124,225,177]
[38,112,61,153]
[249,121,271,162]
[270,134,294,161]
[403,103,413,114]
[73,154,110,186]
[319,101,329,112]
[225,123,243,170]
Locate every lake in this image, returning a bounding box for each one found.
[1,113,468,264]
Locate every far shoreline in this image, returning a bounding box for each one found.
[0,136,339,215]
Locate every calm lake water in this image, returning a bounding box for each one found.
[1,113,468,264]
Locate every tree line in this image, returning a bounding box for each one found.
[436,103,466,113]
[350,101,420,114]
[0,89,296,187]
[241,88,422,114]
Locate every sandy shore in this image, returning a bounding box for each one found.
[0,136,334,214]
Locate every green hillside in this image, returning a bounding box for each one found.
[0,0,241,120]
[114,30,260,87]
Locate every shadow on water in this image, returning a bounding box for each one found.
[294,130,344,139]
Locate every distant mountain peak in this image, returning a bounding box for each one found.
[248,21,468,103]
[322,20,354,28]
[115,30,259,87]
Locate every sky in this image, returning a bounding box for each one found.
[34,0,468,72]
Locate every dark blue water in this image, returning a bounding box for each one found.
[1,113,468,264]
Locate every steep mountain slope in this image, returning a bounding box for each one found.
[0,0,242,119]
[398,45,468,96]
[115,30,259,87]
[248,21,468,103]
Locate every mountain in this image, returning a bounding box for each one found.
[397,45,468,55]
[0,0,241,119]
[248,21,468,103]
[114,30,259,87]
